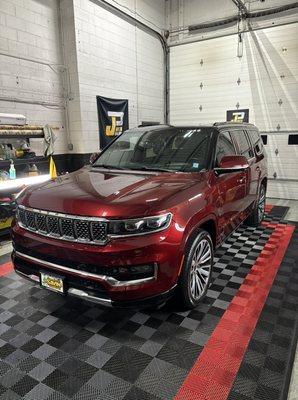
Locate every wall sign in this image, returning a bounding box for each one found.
[227,109,249,123]
[97,96,129,149]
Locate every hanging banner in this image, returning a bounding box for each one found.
[227,109,249,123]
[97,96,129,149]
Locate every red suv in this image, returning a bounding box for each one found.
[12,123,267,309]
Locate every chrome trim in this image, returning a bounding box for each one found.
[15,269,40,283]
[18,205,109,222]
[15,251,158,287]
[17,205,108,245]
[14,268,176,308]
[15,270,112,307]
[68,288,112,306]
[17,205,172,243]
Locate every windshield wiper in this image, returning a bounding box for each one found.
[129,166,173,173]
[92,164,125,170]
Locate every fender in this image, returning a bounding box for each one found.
[182,209,218,251]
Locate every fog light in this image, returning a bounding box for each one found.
[110,264,155,281]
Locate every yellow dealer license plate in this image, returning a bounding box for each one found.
[40,272,64,294]
[0,217,13,230]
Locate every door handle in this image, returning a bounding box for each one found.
[238,176,246,184]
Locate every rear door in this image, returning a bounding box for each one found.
[214,131,248,240]
[246,128,265,199]
[230,129,255,209]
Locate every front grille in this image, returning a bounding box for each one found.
[17,206,108,245]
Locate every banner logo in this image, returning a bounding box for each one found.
[105,111,124,136]
[97,96,129,149]
[227,109,249,123]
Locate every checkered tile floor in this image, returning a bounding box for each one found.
[0,207,297,400]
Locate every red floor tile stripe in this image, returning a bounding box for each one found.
[0,262,13,276]
[175,222,295,400]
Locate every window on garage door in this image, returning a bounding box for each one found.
[231,130,254,160]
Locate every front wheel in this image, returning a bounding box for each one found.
[177,229,214,309]
[246,183,266,226]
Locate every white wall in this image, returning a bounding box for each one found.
[0,0,166,155]
[0,0,68,155]
[72,0,166,153]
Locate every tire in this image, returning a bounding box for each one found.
[177,229,214,309]
[246,183,266,227]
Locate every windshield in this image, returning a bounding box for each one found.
[93,127,213,172]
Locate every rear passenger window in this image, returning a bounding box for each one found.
[248,130,263,156]
[232,131,254,159]
[216,132,236,165]
[249,130,259,144]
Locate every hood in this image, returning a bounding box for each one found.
[21,167,208,218]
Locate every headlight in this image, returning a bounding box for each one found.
[108,213,172,236]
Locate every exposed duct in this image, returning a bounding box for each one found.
[188,2,298,32]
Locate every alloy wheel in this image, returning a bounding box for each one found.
[189,238,212,300]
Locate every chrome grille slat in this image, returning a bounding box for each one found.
[17,206,108,245]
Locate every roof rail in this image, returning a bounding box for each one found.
[213,122,255,126]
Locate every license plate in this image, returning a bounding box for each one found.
[40,272,64,293]
[0,217,13,230]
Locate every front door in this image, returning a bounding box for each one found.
[214,132,248,241]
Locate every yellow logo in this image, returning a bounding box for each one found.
[105,111,124,137]
[231,112,245,123]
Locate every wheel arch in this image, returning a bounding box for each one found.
[183,214,218,252]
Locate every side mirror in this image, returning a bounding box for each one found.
[90,151,101,164]
[214,155,249,175]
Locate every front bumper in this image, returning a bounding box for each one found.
[11,219,184,304]
[12,251,176,308]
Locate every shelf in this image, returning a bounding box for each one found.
[0,156,47,168]
[0,131,44,139]
[0,125,44,139]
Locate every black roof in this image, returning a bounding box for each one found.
[128,122,257,132]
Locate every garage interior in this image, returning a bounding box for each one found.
[0,0,298,399]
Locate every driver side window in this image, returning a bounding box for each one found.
[216,132,236,166]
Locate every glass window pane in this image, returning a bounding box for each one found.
[216,132,236,164]
[232,131,254,159]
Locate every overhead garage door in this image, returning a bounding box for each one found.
[169,23,298,200]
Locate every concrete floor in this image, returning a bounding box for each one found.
[1,198,297,398]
